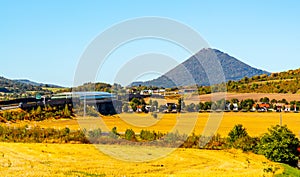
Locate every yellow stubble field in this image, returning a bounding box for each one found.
[2,112,298,176]
[12,112,300,138]
[0,142,282,177]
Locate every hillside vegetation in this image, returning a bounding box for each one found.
[0,76,64,100]
[197,68,300,94]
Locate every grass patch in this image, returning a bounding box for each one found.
[276,164,300,177]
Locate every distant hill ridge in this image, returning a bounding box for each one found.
[131,48,270,87]
[0,76,61,94]
[14,79,62,88]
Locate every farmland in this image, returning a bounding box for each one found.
[6,112,300,138]
[0,142,282,177]
[1,112,299,176]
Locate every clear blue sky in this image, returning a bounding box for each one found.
[1,1,299,87]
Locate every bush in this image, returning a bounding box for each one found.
[201,134,227,150]
[109,127,119,139]
[181,133,200,148]
[231,136,259,152]
[0,125,88,143]
[228,124,248,143]
[257,125,299,166]
[125,129,136,141]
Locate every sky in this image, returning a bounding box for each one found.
[0,0,300,87]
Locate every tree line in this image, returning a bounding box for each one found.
[0,104,72,122]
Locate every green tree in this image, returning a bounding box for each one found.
[168,105,173,113]
[228,124,248,143]
[149,99,153,106]
[255,104,260,111]
[177,98,182,112]
[63,104,71,118]
[257,125,299,166]
[211,103,217,111]
[260,97,270,103]
[109,127,119,139]
[141,105,146,113]
[152,100,158,109]
[231,98,239,103]
[229,103,234,111]
[122,103,129,112]
[36,106,42,121]
[125,129,136,141]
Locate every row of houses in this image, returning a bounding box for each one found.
[129,89,166,96]
[226,102,297,112]
[130,89,197,96]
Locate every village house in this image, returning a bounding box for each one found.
[140,90,153,95]
[253,103,271,112]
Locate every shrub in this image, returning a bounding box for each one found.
[140,130,156,141]
[231,136,259,152]
[228,124,248,143]
[257,125,299,166]
[125,129,136,141]
[201,134,227,150]
[181,133,200,148]
[109,127,119,139]
[164,131,187,146]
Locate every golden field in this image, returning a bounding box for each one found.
[1,112,299,176]
[0,142,282,177]
[9,112,300,138]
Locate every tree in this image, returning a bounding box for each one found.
[168,105,173,113]
[258,125,299,166]
[159,105,167,112]
[131,104,137,112]
[177,98,182,112]
[260,97,270,103]
[231,98,239,103]
[228,124,248,143]
[204,102,212,110]
[229,103,234,111]
[219,101,226,110]
[149,99,153,106]
[186,103,196,112]
[197,102,205,111]
[271,99,277,104]
[36,106,42,120]
[152,100,158,109]
[122,103,129,112]
[129,98,145,112]
[290,104,295,111]
[63,104,71,118]
[255,104,260,111]
[130,98,141,106]
[211,103,217,111]
[125,129,136,141]
[109,127,119,139]
[141,105,146,113]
